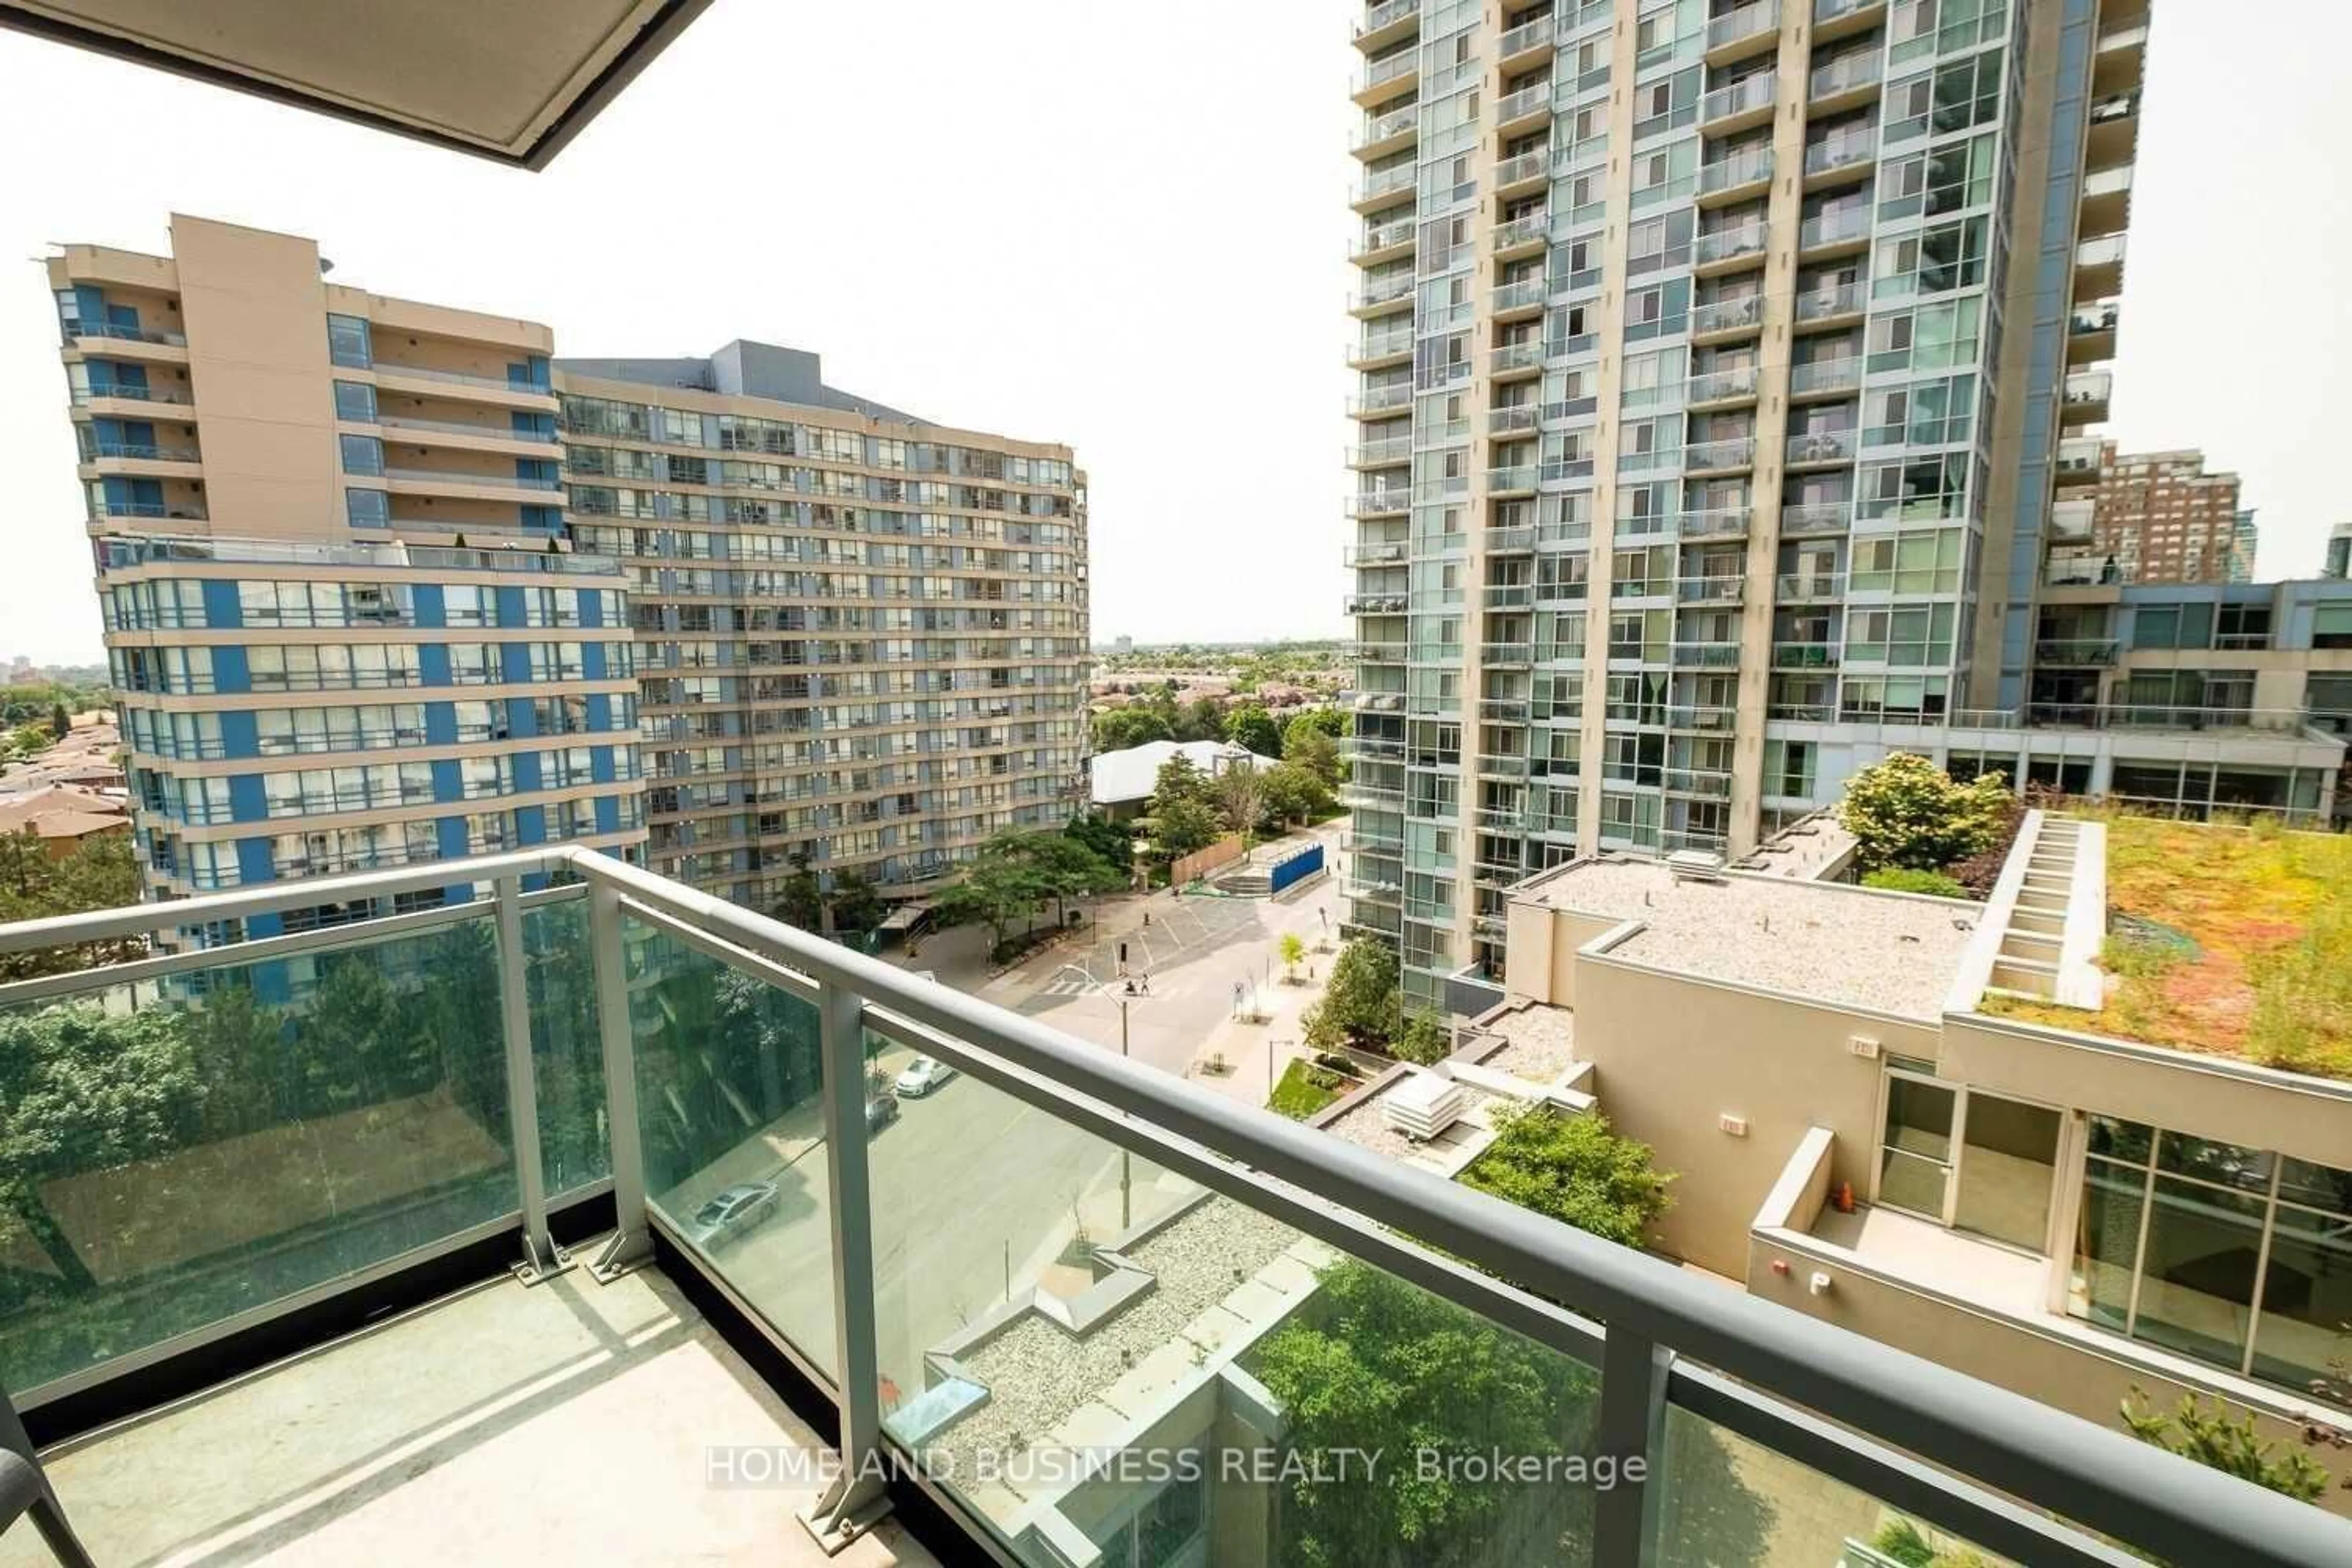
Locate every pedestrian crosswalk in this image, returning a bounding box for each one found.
[1035,975,1183,1001]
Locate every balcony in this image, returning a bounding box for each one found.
[1492,146,1553,197]
[1785,427,1858,467]
[2054,437,2105,487]
[1348,488,1412,518]
[1781,501,1852,535]
[1773,640,1841,668]
[1704,0,1781,61]
[1487,402,1540,435]
[1691,293,1765,340]
[1696,146,1774,205]
[1498,10,1555,66]
[1798,207,1872,257]
[1353,0,1421,51]
[1348,437,1413,469]
[1807,47,1882,108]
[1694,225,1766,273]
[1480,641,1534,666]
[1485,464,1539,496]
[74,380,193,412]
[1494,80,1553,134]
[1351,48,1419,105]
[1776,571,1845,600]
[2079,163,2133,238]
[1351,639,1408,663]
[1491,277,1548,322]
[1789,356,1863,398]
[1665,766,1733,798]
[2068,300,2119,363]
[1488,340,1545,380]
[1351,272,1416,316]
[2075,233,2127,300]
[1348,330,1415,369]
[1686,435,1757,474]
[1676,575,1744,604]
[2034,637,2120,667]
[1668,704,1739,731]
[1348,382,1414,417]
[1491,209,1551,257]
[1352,102,1419,158]
[1812,0,1887,37]
[1681,507,1752,538]
[80,438,200,470]
[1687,364,1759,407]
[1352,218,1416,265]
[369,360,558,409]
[1351,161,1417,210]
[2062,369,2113,425]
[1802,130,1876,186]
[1671,641,1743,667]
[1700,70,1777,134]
[1345,591,1409,614]
[1795,279,1867,324]
[1482,581,1536,609]
[384,464,565,499]
[10,854,2335,1568]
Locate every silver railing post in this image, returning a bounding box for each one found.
[586,879,652,1280]
[1591,1327,1671,1564]
[494,874,569,1283]
[800,977,891,1552]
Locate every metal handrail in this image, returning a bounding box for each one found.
[0,851,2344,1567]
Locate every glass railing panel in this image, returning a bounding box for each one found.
[0,913,518,1393]
[859,1023,1602,1567]
[522,894,609,1196]
[621,915,837,1379]
[1653,1401,2011,1566]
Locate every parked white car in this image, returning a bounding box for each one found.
[894,1056,957,1098]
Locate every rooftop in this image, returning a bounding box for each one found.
[1516,859,1980,1022]
[1087,739,1277,807]
[1980,813,2352,1080]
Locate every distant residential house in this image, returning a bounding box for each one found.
[1088,740,1280,821]
[0,783,130,859]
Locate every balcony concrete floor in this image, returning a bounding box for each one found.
[4,1264,937,1568]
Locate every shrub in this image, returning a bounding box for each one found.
[1861,867,1967,899]
[1838,755,2013,873]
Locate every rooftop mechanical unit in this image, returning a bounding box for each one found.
[1382,1069,1467,1142]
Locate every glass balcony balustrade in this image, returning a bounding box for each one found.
[0,850,2340,1567]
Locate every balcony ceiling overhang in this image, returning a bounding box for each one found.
[0,0,711,168]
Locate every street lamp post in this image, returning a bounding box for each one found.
[1055,963,1131,1229]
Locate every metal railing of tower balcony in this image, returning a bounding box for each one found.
[1809,46,1883,97]
[377,413,561,443]
[72,322,187,346]
[383,466,564,491]
[1799,208,1874,250]
[1352,103,1420,151]
[1705,0,1781,50]
[369,361,552,394]
[1698,145,1775,195]
[6,853,2350,1566]
[86,441,200,463]
[1803,129,1877,177]
[1354,0,1420,39]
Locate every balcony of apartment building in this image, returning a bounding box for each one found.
[1789,344,1864,404]
[1346,321,1414,371]
[1494,69,1555,138]
[1492,135,1554,203]
[1691,281,1765,344]
[1794,268,1869,329]
[1693,207,1768,277]
[1348,265,1415,319]
[1800,116,1877,192]
[2068,300,2120,365]
[1346,377,1413,418]
[1687,355,1760,412]
[1772,606,1841,672]
[1349,211,1416,266]
[2053,436,2106,489]
[1684,418,1757,478]
[1351,96,1419,159]
[1785,410,1859,471]
[74,413,201,478]
[2074,233,2128,303]
[1699,66,1776,138]
[1703,0,1781,65]
[83,475,208,526]
[1344,427,1412,471]
[2060,368,2113,427]
[1807,35,1883,111]
[357,333,557,413]
[1490,265,1548,325]
[1351,0,1420,54]
[1349,156,1417,214]
[59,306,189,376]
[2086,83,2142,175]
[1696,138,1774,206]
[1811,0,1888,44]
[2095,7,2149,98]
[1796,194,1873,262]
[1351,38,1420,105]
[1491,200,1551,261]
[1497,4,1555,71]
[376,438,564,507]
[2078,162,2134,241]
[68,356,196,418]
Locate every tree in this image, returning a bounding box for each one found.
[1302,937,1401,1053]
[984,829,1123,925]
[1151,752,1213,810]
[1286,707,1350,744]
[2120,1387,2332,1504]
[1224,703,1281,759]
[1092,707,1171,752]
[1460,1107,1674,1250]
[1278,931,1305,981]
[1836,754,2013,873]
[1213,762,1267,854]
[1284,725,1342,788]
[1259,760,1335,829]
[48,702,71,742]
[1175,695,1226,742]
[1063,812,1134,877]
[1140,681,1182,734]
[1152,796,1222,867]
[1392,1010,1452,1066]
[1250,1260,1599,1567]
[827,870,885,934]
[933,853,1049,957]
[772,853,823,932]
[0,831,145,981]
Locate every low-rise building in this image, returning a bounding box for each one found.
[0,782,130,857]
[1478,812,2352,1512]
[1088,739,1278,821]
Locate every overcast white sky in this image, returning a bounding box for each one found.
[0,1,2345,663]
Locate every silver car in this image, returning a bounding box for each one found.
[684,1181,778,1249]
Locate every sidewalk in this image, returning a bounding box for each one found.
[1182,933,1336,1112]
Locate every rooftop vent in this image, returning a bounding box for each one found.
[1382,1070,1467,1142]
[1666,849,1728,884]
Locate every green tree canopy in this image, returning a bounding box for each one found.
[1836,755,2013,873]
[1224,703,1281,759]
[1063,812,1134,875]
[1459,1107,1674,1250]
[1302,936,1401,1053]
[1213,762,1267,851]
[772,852,823,932]
[1249,1260,1597,1567]
[0,831,144,981]
[1259,760,1335,829]
[1092,707,1172,752]
[827,869,886,933]
[1175,695,1226,742]
[1151,796,1223,867]
[1283,725,1342,787]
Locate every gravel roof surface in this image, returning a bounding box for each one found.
[1322,1081,1498,1163]
[932,1199,1298,1476]
[1525,859,1976,1020]
[1479,1006,1577,1082]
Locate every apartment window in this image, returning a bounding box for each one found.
[2074,1118,2352,1401]
[326,313,372,368]
[2215,602,2272,649]
[2312,603,2352,650]
[1878,1067,2062,1251]
[333,380,377,423]
[2130,603,2213,650]
[346,488,390,529]
[339,434,384,476]
[1864,374,1977,449]
[1872,217,1991,301]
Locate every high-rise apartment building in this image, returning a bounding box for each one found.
[53,216,646,927]
[553,348,1090,910]
[2064,442,2245,584]
[1346,0,2147,1004]
[50,216,1088,924]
